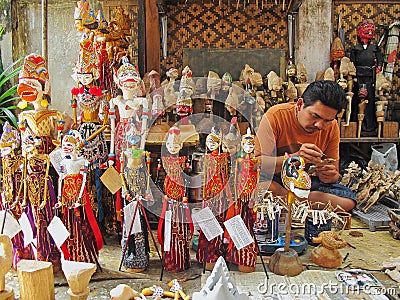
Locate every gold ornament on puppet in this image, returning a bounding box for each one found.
[0,122,20,157]
[17,53,51,109]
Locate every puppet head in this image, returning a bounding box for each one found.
[166,126,183,155]
[357,19,375,45]
[17,53,50,108]
[281,154,311,199]
[206,127,222,152]
[241,127,255,154]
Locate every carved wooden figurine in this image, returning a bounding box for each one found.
[57,130,103,264]
[71,36,109,230]
[158,127,193,272]
[197,127,231,270]
[225,128,260,272]
[311,231,347,268]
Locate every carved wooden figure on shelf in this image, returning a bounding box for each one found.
[350,19,383,135]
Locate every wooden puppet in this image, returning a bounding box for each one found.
[158,127,193,272]
[176,66,199,144]
[71,36,109,228]
[350,19,383,134]
[56,130,103,263]
[0,122,31,268]
[109,57,146,222]
[119,121,150,272]
[19,125,61,269]
[225,128,260,272]
[17,53,67,154]
[196,127,232,271]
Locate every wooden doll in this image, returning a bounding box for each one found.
[0,122,31,268]
[119,121,150,272]
[225,128,260,272]
[158,127,193,272]
[109,57,146,223]
[71,36,109,228]
[56,130,103,263]
[196,127,232,270]
[19,125,61,270]
[17,53,67,154]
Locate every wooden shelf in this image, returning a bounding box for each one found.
[340,137,400,143]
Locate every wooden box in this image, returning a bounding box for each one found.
[340,121,357,138]
[383,122,399,138]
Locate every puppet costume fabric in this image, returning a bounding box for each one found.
[26,156,61,268]
[121,151,150,271]
[60,173,103,263]
[158,156,192,272]
[225,157,258,269]
[196,152,230,264]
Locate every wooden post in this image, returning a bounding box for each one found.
[17,260,54,300]
[145,0,161,73]
[41,0,48,61]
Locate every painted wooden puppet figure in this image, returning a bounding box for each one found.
[56,130,103,263]
[196,127,232,270]
[225,128,260,272]
[119,121,150,272]
[17,53,66,154]
[109,57,146,223]
[0,122,31,268]
[158,127,193,272]
[350,19,383,134]
[19,125,61,270]
[71,36,109,227]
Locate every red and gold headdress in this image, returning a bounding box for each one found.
[19,53,50,91]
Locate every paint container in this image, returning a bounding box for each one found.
[304,215,332,246]
[253,210,280,244]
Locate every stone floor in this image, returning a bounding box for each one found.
[3,217,400,299]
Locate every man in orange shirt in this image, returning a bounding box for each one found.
[255,80,356,211]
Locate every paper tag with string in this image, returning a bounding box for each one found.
[19,212,34,248]
[163,210,172,252]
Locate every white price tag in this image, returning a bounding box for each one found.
[192,207,223,241]
[19,212,34,247]
[124,201,141,236]
[0,210,21,239]
[47,216,70,248]
[224,215,254,250]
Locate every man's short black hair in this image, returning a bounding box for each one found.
[302,80,347,112]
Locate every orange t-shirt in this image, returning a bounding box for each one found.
[254,102,340,166]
